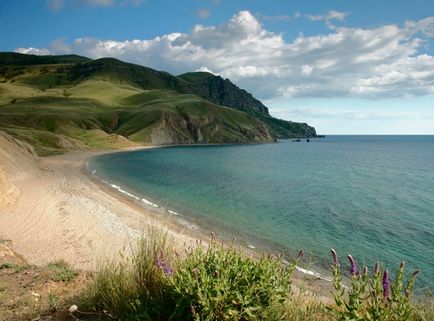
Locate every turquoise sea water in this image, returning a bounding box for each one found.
[89,136,434,290]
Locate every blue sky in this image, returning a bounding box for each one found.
[2,0,434,134]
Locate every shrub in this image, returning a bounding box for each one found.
[166,240,300,321]
[84,231,300,321]
[329,249,422,321]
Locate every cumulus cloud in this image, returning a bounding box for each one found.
[15,47,51,55]
[17,10,434,100]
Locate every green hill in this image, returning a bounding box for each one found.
[0,52,91,65]
[0,53,316,155]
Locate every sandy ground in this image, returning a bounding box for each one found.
[0,133,195,269]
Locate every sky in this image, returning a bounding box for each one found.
[1,0,434,134]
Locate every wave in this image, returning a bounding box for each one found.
[89,169,160,209]
[168,210,179,216]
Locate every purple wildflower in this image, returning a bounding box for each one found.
[331,249,339,266]
[383,270,390,299]
[156,250,172,276]
[348,255,357,275]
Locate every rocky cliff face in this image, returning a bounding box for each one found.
[147,112,273,145]
[178,72,270,116]
[256,115,317,139]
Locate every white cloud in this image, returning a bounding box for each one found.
[46,0,142,11]
[306,10,348,29]
[260,12,301,22]
[15,47,51,55]
[16,10,434,100]
[196,66,218,75]
[325,10,348,21]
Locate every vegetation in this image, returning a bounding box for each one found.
[0,259,87,321]
[77,231,432,321]
[0,53,316,155]
[84,232,300,321]
[0,234,432,320]
[329,249,430,321]
[47,261,78,282]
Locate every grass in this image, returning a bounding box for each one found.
[78,231,433,321]
[47,261,78,282]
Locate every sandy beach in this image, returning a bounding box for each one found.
[0,132,197,270]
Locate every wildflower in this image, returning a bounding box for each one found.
[156,250,172,276]
[374,262,380,274]
[331,249,339,266]
[383,270,390,299]
[348,255,357,275]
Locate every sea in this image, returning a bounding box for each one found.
[88,136,434,291]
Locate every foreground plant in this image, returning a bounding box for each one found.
[165,240,302,321]
[330,249,422,321]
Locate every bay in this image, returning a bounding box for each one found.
[89,136,434,290]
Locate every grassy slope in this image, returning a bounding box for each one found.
[0,52,91,65]
[0,60,272,155]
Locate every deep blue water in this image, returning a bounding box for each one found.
[89,136,434,290]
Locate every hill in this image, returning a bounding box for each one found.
[0,52,91,65]
[0,53,316,155]
[178,71,270,116]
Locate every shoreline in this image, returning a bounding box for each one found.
[0,145,197,270]
[0,142,334,298]
[85,148,335,297]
